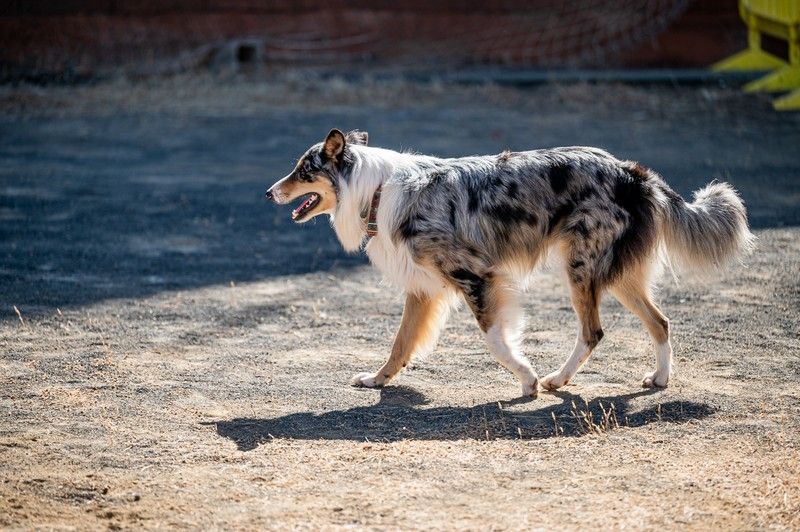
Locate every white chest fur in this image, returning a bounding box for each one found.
[365,235,446,296]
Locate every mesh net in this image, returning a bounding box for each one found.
[254,0,690,68]
[1,1,691,76]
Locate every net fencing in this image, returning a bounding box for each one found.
[1,1,691,77]
[260,0,690,68]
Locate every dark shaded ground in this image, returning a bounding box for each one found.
[1,79,799,314]
[214,385,714,450]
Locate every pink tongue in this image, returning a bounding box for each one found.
[293,196,313,216]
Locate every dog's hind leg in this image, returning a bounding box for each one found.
[451,271,539,398]
[610,268,672,388]
[351,291,450,388]
[540,279,604,391]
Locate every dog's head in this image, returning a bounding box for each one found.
[265,128,368,223]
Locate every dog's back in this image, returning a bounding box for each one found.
[390,147,751,287]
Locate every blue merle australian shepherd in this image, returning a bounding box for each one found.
[266,129,753,398]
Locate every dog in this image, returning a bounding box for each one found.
[266,129,754,397]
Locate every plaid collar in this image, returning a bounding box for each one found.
[361,186,382,238]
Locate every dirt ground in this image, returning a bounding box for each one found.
[1,77,799,530]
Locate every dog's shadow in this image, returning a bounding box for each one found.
[209,386,714,451]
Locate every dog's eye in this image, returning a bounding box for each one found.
[297,168,314,181]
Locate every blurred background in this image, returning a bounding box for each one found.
[1,1,799,314]
[1,1,746,80]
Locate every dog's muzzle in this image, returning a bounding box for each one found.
[265,187,282,203]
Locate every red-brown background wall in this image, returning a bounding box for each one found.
[0,1,745,76]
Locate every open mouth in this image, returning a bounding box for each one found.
[291,193,321,221]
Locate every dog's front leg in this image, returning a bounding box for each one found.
[351,291,450,388]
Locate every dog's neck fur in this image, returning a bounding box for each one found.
[332,146,405,251]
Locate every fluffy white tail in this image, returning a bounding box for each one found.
[660,182,755,270]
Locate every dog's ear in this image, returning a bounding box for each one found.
[323,129,346,160]
[345,130,368,146]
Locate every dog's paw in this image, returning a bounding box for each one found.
[642,372,669,388]
[521,379,539,398]
[350,372,385,388]
[539,371,568,391]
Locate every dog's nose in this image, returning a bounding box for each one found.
[265,188,274,201]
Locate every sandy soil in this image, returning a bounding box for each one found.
[1,78,799,529]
